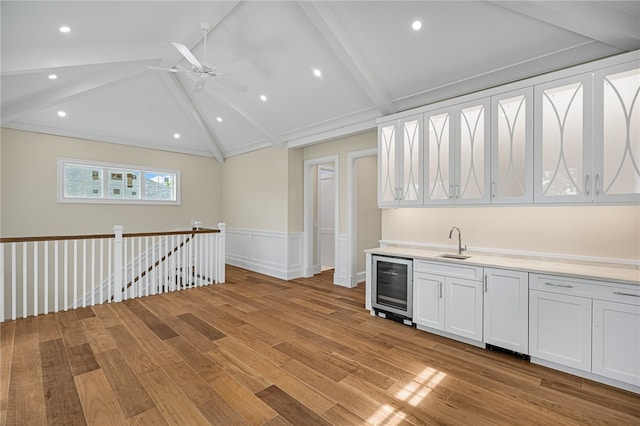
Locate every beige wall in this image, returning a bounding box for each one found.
[356,155,381,273]
[304,130,377,233]
[222,145,292,232]
[0,128,223,237]
[382,205,640,262]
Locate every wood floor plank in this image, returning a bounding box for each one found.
[6,317,46,425]
[39,338,86,425]
[93,348,156,418]
[74,369,128,426]
[4,265,640,425]
[0,321,16,425]
[137,368,211,426]
[256,384,332,426]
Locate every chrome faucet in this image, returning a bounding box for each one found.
[449,226,467,255]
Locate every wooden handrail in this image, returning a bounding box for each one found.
[0,228,219,244]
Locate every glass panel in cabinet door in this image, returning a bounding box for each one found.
[601,67,640,196]
[459,103,486,200]
[402,119,421,201]
[496,94,529,199]
[540,82,585,197]
[426,112,451,201]
[379,124,397,203]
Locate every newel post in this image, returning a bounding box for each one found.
[216,223,226,283]
[112,225,124,302]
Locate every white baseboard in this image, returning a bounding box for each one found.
[226,228,304,280]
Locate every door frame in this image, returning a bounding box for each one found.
[346,148,378,287]
[303,155,338,280]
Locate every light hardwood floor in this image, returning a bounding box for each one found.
[1,265,639,425]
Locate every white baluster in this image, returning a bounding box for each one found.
[73,240,78,309]
[54,241,59,313]
[108,238,112,303]
[64,240,68,311]
[99,239,104,305]
[34,241,38,316]
[112,226,123,303]
[0,244,4,322]
[123,237,128,301]
[82,239,87,308]
[91,239,95,306]
[138,237,143,299]
[22,243,27,318]
[11,243,16,320]
[217,223,226,284]
[145,236,150,297]
[44,241,49,315]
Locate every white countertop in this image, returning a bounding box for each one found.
[365,246,640,286]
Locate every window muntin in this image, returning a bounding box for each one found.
[58,158,180,205]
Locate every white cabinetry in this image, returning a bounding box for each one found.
[592,299,640,387]
[593,62,640,203]
[529,288,592,371]
[378,115,423,207]
[529,273,640,390]
[490,88,533,203]
[483,268,529,354]
[534,73,594,203]
[424,98,491,205]
[413,260,483,344]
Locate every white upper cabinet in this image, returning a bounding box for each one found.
[378,115,423,207]
[534,73,593,203]
[593,63,640,203]
[490,88,533,204]
[424,99,490,205]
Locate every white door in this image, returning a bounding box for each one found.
[445,277,483,342]
[319,166,335,269]
[592,299,640,386]
[413,273,445,330]
[529,290,592,371]
[483,269,529,354]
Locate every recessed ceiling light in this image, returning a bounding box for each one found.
[412,20,422,31]
[313,68,322,78]
[59,26,71,33]
[173,133,181,139]
[260,94,267,102]
[48,74,58,80]
[57,110,66,117]
[216,117,222,122]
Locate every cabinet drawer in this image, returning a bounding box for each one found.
[530,274,640,305]
[414,259,483,280]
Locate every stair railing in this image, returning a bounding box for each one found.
[0,222,226,322]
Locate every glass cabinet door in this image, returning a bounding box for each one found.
[491,88,533,204]
[400,118,422,203]
[378,123,397,205]
[594,63,640,203]
[424,109,453,204]
[456,99,490,204]
[534,74,593,202]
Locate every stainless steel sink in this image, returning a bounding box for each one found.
[438,253,471,260]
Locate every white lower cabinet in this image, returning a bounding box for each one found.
[413,273,444,330]
[529,289,592,371]
[483,268,529,354]
[592,299,640,387]
[413,260,483,344]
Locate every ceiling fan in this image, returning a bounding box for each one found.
[149,23,249,93]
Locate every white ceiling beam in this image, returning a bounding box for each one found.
[159,1,241,67]
[297,1,395,116]
[161,73,225,163]
[1,44,165,75]
[490,1,640,51]
[180,74,283,147]
[1,59,156,123]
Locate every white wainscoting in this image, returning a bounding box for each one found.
[226,228,304,280]
[334,234,352,288]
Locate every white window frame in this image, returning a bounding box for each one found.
[57,157,181,205]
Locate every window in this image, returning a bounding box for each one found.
[58,158,180,204]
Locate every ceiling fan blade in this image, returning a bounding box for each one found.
[212,59,251,75]
[172,42,202,69]
[192,76,207,93]
[216,77,249,93]
[147,65,181,73]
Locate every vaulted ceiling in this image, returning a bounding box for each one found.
[2,1,639,163]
